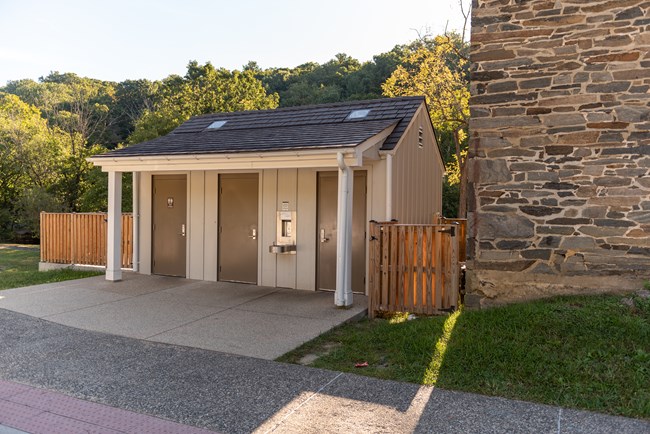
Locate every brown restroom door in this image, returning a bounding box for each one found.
[317,171,367,292]
[218,173,259,284]
[152,175,187,277]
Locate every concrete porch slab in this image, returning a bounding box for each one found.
[149,308,345,359]
[0,273,366,360]
[0,285,129,318]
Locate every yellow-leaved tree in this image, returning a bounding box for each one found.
[382,33,470,217]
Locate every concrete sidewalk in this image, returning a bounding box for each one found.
[0,308,648,434]
[0,273,366,359]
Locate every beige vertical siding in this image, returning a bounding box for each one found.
[203,171,218,281]
[260,168,318,290]
[275,169,298,288]
[188,171,205,279]
[138,172,152,275]
[391,105,444,223]
[135,158,394,293]
[260,169,278,287]
[296,168,317,291]
[369,159,387,222]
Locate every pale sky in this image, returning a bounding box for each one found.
[0,0,469,85]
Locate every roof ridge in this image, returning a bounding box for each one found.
[188,95,425,120]
[189,117,398,134]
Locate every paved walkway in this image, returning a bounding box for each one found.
[0,308,648,434]
[0,273,366,359]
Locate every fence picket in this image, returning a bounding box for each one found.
[381,225,390,311]
[404,226,412,311]
[425,226,433,315]
[388,226,397,310]
[395,226,406,314]
[415,227,423,314]
[434,227,443,310]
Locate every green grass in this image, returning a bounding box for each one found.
[0,245,102,290]
[278,294,650,419]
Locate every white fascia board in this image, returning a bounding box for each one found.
[354,123,397,162]
[88,147,361,172]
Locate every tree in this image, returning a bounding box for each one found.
[0,92,68,238]
[253,47,408,108]
[3,74,118,211]
[111,79,157,145]
[129,62,279,143]
[383,33,470,217]
[6,73,117,148]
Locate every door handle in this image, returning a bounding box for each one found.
[320,229,329,243]
[181,224,186,237]
[249,228,257,240]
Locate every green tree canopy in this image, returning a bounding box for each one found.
[0,92,70,236]
[129,61,279,144]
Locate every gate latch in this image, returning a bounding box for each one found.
[438,227,456,236]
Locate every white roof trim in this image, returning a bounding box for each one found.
[88,125,397,173]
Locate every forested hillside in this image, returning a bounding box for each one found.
[0,34,468,241]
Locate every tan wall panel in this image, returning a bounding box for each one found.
[392,106,444,223]
[204,171,218,281]
[139,172,152,275]
[276,169,298,288]
[260,169,278,287]
[188,171,205,279]
[296,168,317,291]
[369,159,387,222]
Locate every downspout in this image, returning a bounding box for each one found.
[335,152,353,307]
[132,172,139,272]
[386,153,393,221]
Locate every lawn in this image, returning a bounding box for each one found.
[0,245,102,290]
[278,292,650,420]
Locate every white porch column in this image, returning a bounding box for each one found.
[107,171,122,281]
[335,154,354,307]
[132,172,139,272]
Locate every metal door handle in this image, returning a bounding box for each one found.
[320,229,329,243]
[249,228,257,240]
[181,224,186,237]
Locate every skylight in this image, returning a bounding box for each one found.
[347,109,371,120]
[206,120,227,130]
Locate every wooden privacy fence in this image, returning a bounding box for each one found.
[368,221,460,318]
[40,212,133,268]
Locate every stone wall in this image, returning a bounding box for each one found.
[467,0,650,306]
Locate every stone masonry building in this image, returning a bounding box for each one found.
[467,0,650,306]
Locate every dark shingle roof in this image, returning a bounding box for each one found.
[96,96,425,158]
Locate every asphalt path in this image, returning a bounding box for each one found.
[0,308,648,433]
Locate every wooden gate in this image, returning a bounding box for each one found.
[433,214,467,263]
[368,221,460,318]
[40,212,133,268]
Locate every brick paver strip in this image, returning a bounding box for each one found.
[0,379,217,434]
